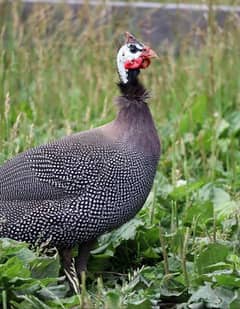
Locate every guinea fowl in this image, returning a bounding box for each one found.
[0,32,160,276]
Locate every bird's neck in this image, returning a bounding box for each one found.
[117,72,147,100]
[113,76,160,158]
[116,78,150,123]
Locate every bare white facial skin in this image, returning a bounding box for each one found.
[117,43,144,84]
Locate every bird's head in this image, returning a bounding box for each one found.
[117,32,158,84]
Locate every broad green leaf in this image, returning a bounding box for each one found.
[215,273,240,288]
[217,138,231,153]
[230,295,240,309]
[38,284,68,300]
[197,184,230,205]
[226,112,240,135]
[142,247,159,259]
[189,283,235,308]
[216,119,229,138]
[160,275,186,297]
[136,226,160,249]
[127,298,152,309]
[197,184,233,216]
[183,201,213,226]
[0,239,33,264]
[217,200,239,221]
[195,244,230,275]
[97,218,144,251]
[11,294,50,309]
[47,295,81,308]
[105,290,121,308]
[170,180,204,200]
[30,255,60,279]
[0,256,30,279]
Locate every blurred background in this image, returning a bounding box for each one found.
[1,1,240,308]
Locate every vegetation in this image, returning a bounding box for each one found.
[122,0,240,5]
[0,1,240,308]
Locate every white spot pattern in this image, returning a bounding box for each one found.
[0,130,158,248]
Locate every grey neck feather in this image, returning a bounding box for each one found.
[113,77,160,159]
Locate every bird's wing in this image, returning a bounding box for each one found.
[0,131,119,201]
[0,198,86,245]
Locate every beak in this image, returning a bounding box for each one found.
[141,46,158,59]
[138,45,158,69]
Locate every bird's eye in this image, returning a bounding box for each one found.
[129,44,138,53]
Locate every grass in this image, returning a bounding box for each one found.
[1,0,240,308]
[122,0,240,5]
[103,0,240,6]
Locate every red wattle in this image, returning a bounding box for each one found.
[124,57,143,69]
[124,57,151,70]
[141,58,151,69]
